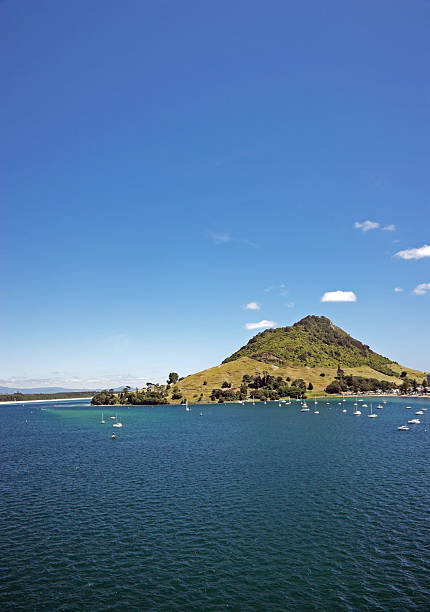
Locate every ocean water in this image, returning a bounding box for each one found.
[1,397,429,611]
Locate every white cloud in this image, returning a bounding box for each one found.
[354,220,380,232]
[285,302,295,308]
[413,283,430,296]
[245,320,275,330]
[382,224,396,231]
[210,232,231,245]
[244,301,260,310]
[321,290,357,303]
[395,244,430,260]
[394,287,404,292]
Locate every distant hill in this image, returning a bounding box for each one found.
[223,315,401,376]
[0,386,96,394]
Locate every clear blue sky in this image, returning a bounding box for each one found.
[2,0,429,389]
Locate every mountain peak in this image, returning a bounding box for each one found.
[223,315,398,375]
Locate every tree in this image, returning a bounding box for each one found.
[319,373,325,377]
[221,380,232,388]
[308,382,313,390]
[400,371,407,378]
[292,378,306,390]
[203,380,207,385]
[172,388,182,400]
[167,372,179,385]
[336,366,345,379]
[325,380,342,394]
[240,383,248,398]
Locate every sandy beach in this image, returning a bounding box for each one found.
[0,397,92,405]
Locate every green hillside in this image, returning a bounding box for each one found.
[223,315,402,376]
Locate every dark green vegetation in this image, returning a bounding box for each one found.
[325,375,397,394]
[210,372,306,402]
[1,391,95,402]
[91,385,168,405]
[224,315,399,375]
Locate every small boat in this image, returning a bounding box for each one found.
[300,403,310,412]
[377,404,383,409]
[405,406,412,409]
[185,400,190,412]
[408,419,420,424]
[353,408,361,416]
[113,415,123,428]
[368,404,378,418]
[397,425,409,431]
[314,410,320,414]
[111,433,116,440]
[362,404,368,408]
[342,409,347,413]
[100,412,106,424]
[200,412,203,417]
[415,411,424,415]
[110,415,116,420]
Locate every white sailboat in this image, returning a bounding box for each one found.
[113,414,123,428]
[185,399,190,412]
[100,412,106,424]
[368,403,377,418]
[301,402,310,412]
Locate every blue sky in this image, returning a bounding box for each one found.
[2,0,429,389]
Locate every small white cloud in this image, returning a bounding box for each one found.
[382,224,396,231]
[354,220,380,232]
[394,287,404,292]
[245,301,260,310]
[395,244,430,260]
[245,320,275,330]
[210,232,231,245]
[285,302,295,308]
[413,283,430,296]
[321,290,357,303]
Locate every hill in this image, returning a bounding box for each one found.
[171,316,424,402]
[223,315,404,376]
[91,316,426,405]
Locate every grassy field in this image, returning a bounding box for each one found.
[167,357,425,403]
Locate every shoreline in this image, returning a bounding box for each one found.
[0,397,93,406]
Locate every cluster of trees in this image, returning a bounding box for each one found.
[398,377,428,394]
[209,372,312,403]
[325,367,397,394]
[325,365,428,395]
[91,384,168,405]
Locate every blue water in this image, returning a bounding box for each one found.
[1,398,429,611]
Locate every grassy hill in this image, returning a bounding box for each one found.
[169,315,425,402]
[92,315,426,405]
[171,357,423,402]
[223,315,403,376]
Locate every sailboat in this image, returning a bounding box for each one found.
[368,403,378,418]
[185,399,190,412]
[301,402,310,412]
[113,414,123,428]
[353,397,361,415]
[100,412,106,424]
